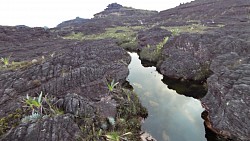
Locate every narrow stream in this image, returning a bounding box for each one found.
[126,52,206,141]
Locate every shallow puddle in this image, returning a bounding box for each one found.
[127,52,206,141]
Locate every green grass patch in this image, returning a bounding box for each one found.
[64,26,142,41]
[161,24,216,35]
[0,61,33,71]
[139,37,169,62]
[63,26,143,51]
[0,109,23,136]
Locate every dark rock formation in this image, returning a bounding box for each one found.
[1,0,250,140]
[150,0,250,25]
[56,17,89,28]
[1,114,84,141]
[0,25,145,140]
[201,53,250,141]
[138,27,171,50]
[138,0,250,140]
[105,3,123,10]
[94,3,157,22]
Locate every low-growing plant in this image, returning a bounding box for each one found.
[21,111,41,123]
[105,132,132,141]
[23,91,43,115]
[22,91,64,122]
[170,28,180,36]
[107,79,119,92]
[44,96,64,115]
[156,36,169,52]
[1,55,11,66]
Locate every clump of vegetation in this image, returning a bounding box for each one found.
[107,79,119,92]
[1,55,11,66]
[22,92,64,123]
[63,26,143,51]
[105,131,132,141]
[161,24,216,35]
[64,32,84,40]
[75,88,147,141]
[139,36,169,63]
[0,56,41,71]
[0,109,23,136]
[114,89,147,140]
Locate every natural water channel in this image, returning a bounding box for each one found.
[126,52,206,141]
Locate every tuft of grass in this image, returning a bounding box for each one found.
[63,26,142,51]
[107,79,119,92]
[64,26,141,41]
[22,92,43,120]
[139,36,169,62]
[0,60,37,71]
[1,57,10,66]
[105,131,132,141]
[22,92,64,122]
[0,109,23,136]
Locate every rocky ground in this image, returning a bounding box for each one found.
[0,26,147,140]
[0,0,250,140]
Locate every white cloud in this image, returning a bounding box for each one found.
[0,0,193,27]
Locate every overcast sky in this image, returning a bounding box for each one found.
[0,0,193,28]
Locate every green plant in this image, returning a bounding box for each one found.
[170,28,180,36]
[107,79,119,92]
[44,96,64,115]
[1,55,11,66]
[156,36,169,52]
[0,109,23,136]
[23,92,43,115]
[22,92,64,122]
[105,132,132,141]
[21,111,41,123]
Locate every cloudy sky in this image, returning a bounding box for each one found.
[0,0,193,27]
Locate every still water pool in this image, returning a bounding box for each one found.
[126,52,206,141]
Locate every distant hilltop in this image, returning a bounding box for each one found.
[56,17,89,28]
[94,3,157,18]
[105,3,123,10]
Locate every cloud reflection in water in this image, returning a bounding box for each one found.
[127,52,206,141]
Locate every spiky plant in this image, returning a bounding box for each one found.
[107,79,119,92]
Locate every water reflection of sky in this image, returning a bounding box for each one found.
[127,52,206,141]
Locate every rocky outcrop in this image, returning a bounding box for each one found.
[105,3,123,10]
[138,27,171,50]
[0,25,148,140]
[138,0,250,140]
[150,0,250,25]
[0,36,130,117]
[1,114,84,141]
[94,3,157,24]
[1,0,250,140]
[56,17,89,28]
[201,53,250,141]
[157,24,250,140]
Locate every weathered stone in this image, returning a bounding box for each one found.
[201,53,250,141]
[1,114,84,141]
[60,93,95,117]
